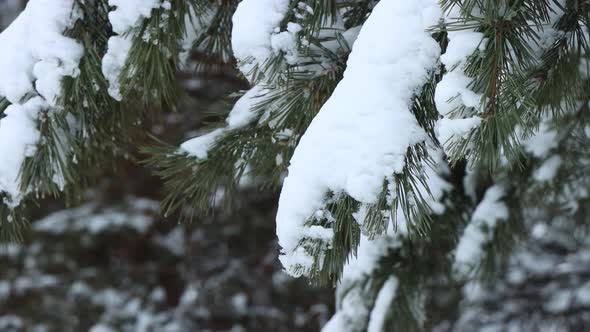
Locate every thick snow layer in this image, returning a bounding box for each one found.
[0,98,44,204]
[0,0,82,105]
[440,31,485,69]
[181,85,264,159]
[231,0,290,79]
[454,185,508,276]
[270,22,302,65]
[108,0,160,35]
[276,0,442,275]
[102,0,161,100]
[102,36,133,101]
[0,0,82,204]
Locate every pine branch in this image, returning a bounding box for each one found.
[189,0,238,67]
[145,22,358,219]
[118,1,193,109]
[440,0,548,171]
[0,201,29,243]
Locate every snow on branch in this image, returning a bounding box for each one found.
[231,0,293,82]
[322,236,402,332]
[434,7,485,152]
[0,0,82,205]
[180,85,266,159]
[102,0,163,100]
[367,276,399,332]
[276,0,443,276]
[454,184,509,276]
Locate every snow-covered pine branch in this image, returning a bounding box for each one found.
[0,0,82,206]
[276,0,442,279]
[1,0,590,329]
[102,0,164,101]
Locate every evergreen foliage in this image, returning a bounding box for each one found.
[0,0,589,330]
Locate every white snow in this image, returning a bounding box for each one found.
[0,0,82,205]
[536,0,566,55]
[89,324,117,332]
[435,8,485,152]
[354,146,452,229]
[440,30,485,68]
[0,316,23,330]
[179,284,199,306]
[545,290,573,313]
[321,287,369,332]
[108,0,160,35]
[33,199,157,234]
[422,147,453,215]
[322,235,402,332]
[323,148,451,331]
[181,85,265,159]
[180,128,226,160]
[454,185,509,276]
[367,276,399,332]
[102,0,162,100]
[350,236,402,280]
[0,0,82,105]
[435,71,482,117]
[0,98,44,204]
[534,155,562,182]
[270,22,302,65]
[231,0,290,79]
[524,118,559,158]
[102,36,133,101]
[436,116,481,145]
[276,0,442,276]
[231,292,248,316]
[225,85,265,128]
[155,226,185,256]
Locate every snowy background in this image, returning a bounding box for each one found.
[0,2,333,331]
[0,193,333,332]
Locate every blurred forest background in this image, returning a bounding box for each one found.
[0,1,333,331]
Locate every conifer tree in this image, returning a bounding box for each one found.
[0,0,589,330]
